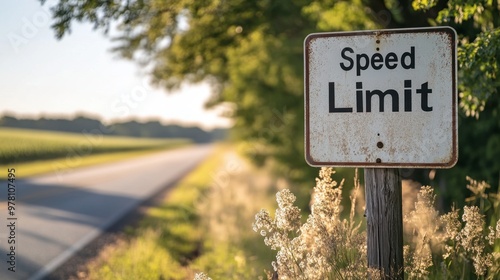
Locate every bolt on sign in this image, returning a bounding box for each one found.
[304,27,457,168]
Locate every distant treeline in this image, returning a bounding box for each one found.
[0,115,227,143]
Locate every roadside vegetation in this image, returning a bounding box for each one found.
[82,145,279,279]
[250,169,500,280]
[78,144,499,279]
[0,127,190,178]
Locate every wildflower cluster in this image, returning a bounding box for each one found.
[254,169,500,280]
[404,182,500,279]
[253,168,366,279]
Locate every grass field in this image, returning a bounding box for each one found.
[0,127,191,178]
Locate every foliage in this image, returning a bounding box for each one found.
[40,0,500,196]
[89,229,188,280]
[252,168,500,279]
[0,127,188,164]
[457,29,500,118]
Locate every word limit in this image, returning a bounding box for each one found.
[328,81,433,113]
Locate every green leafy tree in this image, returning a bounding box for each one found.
[41,0,499,200]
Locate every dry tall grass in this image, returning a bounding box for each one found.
[249,168,500,280]
[193,151,284,279]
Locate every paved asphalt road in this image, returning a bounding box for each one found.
[0,145,213,280]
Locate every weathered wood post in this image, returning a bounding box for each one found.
[365,168,403,279]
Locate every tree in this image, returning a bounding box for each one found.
[40,0,499,200]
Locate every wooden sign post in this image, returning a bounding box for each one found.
[365,168,403,278]
[304,27,457,278]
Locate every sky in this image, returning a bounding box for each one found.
[0,1,232,130]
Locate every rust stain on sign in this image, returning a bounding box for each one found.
[304,27,457,168]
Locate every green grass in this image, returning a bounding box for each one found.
[86,144,277,279]
[86,144,226,280]
[0,127,190,163]
[0,127,191,178]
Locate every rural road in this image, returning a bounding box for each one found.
[0,145,213,280]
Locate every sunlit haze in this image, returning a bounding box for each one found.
[0,1,232,130]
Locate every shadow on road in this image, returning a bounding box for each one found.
[0,180,141,280]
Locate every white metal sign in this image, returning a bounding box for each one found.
[304,27,457,168]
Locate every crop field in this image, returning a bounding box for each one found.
[0,127,190,164]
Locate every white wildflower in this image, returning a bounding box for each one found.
[465,176,490,202]
[194,272,212,280]
[459,206,490,276]
[440,207,461,241]
[487,226,496,245]
[275,189,301,232]
[255,167,367,279]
